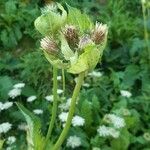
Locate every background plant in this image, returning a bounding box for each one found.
[0,0,150,150]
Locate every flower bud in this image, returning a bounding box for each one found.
[40,36,58,55]
[91,22,108,45]
[78,35,93,49]
[62,25,79,48]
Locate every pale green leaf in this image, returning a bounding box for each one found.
[60,34,74,60]
[67,4,93,33]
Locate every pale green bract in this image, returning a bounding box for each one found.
[67,4,93,34]
[34,3,67,36]
[68,44,100,74]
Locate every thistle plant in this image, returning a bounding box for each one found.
[17,2,108,150]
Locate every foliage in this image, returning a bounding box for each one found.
[0,0,150,150]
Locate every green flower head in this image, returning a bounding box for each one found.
[35,3,108,74]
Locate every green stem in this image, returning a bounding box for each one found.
[52,72,85,150]
[62,69,65,97]
[46,66,58,143]
[141,1,150,61]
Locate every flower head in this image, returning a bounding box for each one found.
[0,102,13,111]
[72,115,85,127]
[8,88,21,99]
[62,25,79,48]
[45,95,53,102]
[104,114,125,129]
[78,35,93,49]
[7,136,16,145]
[13,83,25,89]
[67,136,81,149]
[91,22,108,45]
[59,112,68,122]
[120,90,132,98]
[41,36,58,55]
[0,122,12,134]
[97,125,120,138]
[33,109,43,115]
[27,96,37,102]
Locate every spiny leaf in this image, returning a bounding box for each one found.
[16,103,45,150]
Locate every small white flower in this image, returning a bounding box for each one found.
[59,98,71,111]
[18,123,28,131]
[97,125,111,137]
[83,83,90,87]
[104,114,125,129]
[33,109,43,115]
[72,115,85,127]
[13,83,25,89]
[59,112,68,122]
[120,90,132,98]
[0,102,13,111]
[0,122,12,134]
[88,71,102,78]
[67,136,81,149]
[57,76,62,81]
[109,128,120,138]
[57,89,63,94]
[8,88,21,99]
[97,125,120,138]
[7,136,16,145]
[27,96,37,102]
[45,95,53,102]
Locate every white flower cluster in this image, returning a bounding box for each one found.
[0,122,12,134]
[7,136,16,145]
[97,125,120,138]
[33,109,43,115]
[8,83,25,99]
[18,123,28,131]
[88,71,102,78]
[27,95,37,102]
[120,90,132,98]
[59,112,85,127]
[97,113,126,139]
[0,102,13,112]
[104,114,125,128]
[67,136,81,149]
[45,95,53,102]
[59,98,71,111]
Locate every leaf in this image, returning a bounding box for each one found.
[60,34,74,60]
[67,4,93,33]
[16,103,45,150]
[68,44,99,74]
[0,139,4,149]
[121,65,140,88]
[34,3,67,35]
[80,99,93,127]
[111,129,130,150]
[0,76,13,99]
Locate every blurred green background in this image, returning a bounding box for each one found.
[0,0,150,149]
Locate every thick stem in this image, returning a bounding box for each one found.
[52,72,85,150]
[46,66,58,143]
